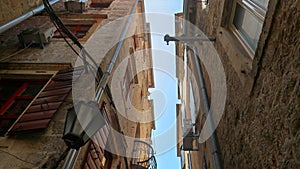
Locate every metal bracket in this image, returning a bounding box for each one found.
[164,34,216,45]
[197,0,209,5]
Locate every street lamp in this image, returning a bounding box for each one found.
[62,101,106,169]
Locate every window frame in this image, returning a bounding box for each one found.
[89,1,112,8]
[217,0,275,90]
[122,60,133,100]
[53,23,94,39]
[129,47,139,84]
[229,0,268,57]
[53,14,107,41]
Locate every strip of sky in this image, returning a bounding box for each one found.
[144,0,183,169]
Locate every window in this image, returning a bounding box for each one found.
[90,0,113,8]
[133,34,138,50]
[122,61,133,100]
[82,141,112,169]
[230,0,269,57]
[89,2,111,8]
[54,24,94,39]
[129,47,139,84]
[53,14,107,41]
[0,79,47,135]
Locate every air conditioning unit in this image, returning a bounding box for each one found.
[18,27,54,49]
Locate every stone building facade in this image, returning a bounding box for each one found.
[0,0,156,169]
[175,0,299,168]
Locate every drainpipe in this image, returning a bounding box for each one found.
[62,0,139,168]
[182,0,189,35]
[191,46,222,169]
[94,0,139,102]
[0,0,59,34]
[62,149,79,169]
[163,33,222,169]
[176,1,221,167]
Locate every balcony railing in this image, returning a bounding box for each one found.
[131,140,157,169]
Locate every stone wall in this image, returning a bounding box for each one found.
[193,0,299,168]
[0,0,42,25]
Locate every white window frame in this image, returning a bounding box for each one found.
[230,0,268,58]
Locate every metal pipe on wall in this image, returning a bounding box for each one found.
[163,33,221,168]
[0,0,59,34]
[191,46,223,169]
[63,0,139,168]
[94,0,139,102]
[62,149,79,169]
[182,0,190,35]
[181,1,221,168]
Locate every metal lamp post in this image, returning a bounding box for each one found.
[62,101,106,169]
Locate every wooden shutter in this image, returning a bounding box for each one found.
[82,103,112,169]
[7,67,83,135]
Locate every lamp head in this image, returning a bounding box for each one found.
[63,101,106,149]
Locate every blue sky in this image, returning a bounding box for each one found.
[144,0,183,169]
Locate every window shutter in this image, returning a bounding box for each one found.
[82,103,112,169]
[7,67,84,135]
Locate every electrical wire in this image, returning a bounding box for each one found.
[0,2,116,168]
[43,0,113,78]
[42,0,99,71]
[0,42,33,62]
[0,149,36,166]
[42,0,90,73]
[42,1,80,54]
[42,0,116,107]
[43,0,82,48]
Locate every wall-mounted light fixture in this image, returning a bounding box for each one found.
[62,101,106,168]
